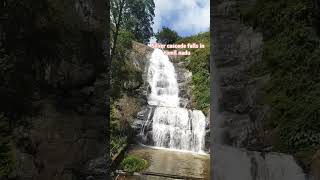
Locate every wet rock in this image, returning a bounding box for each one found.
[310,150,320,180]
[123,79,142,90]
[213,145,307,180]
[86,176,95,180]
[212,0,269,148]
[173,60,193,108]
[212,0,309,179]
[84,156,108,179]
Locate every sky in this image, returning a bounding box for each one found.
[150,0,210,43]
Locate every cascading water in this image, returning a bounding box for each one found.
[147,48,180,108]
[152,107,206,152]
[142,48,206,153]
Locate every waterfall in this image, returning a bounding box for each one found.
[152,107,206,152]
[142,49,206,153]
[147,49,179,108]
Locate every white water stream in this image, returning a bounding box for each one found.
[145,49,206,153]
[147,48,180,107]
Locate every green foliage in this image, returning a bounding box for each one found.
[117,31,135,50]
[111,30,144,99]
[124,0,155,43]
[110,0,155,44]
[155,27,181,44]
[110,95,140,158]
[121,155,148,173]
[111,30,135,98]
[110,0,152,160]
[243,0,320,158]
[177,32,210,113]
[177,31,209,44]
[110,135,127,157]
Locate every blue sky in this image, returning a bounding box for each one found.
[150,0,210,43]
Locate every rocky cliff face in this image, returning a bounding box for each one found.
[127,42,154,104]
[212,0,267,149]
[6,1,109,180]
[173,60,193,109]
[211,0,310,180]
[113,41,154,144]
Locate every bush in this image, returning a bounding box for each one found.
[121,155,148,173]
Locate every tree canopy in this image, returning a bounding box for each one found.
[155,27,181,44]
[110,0,155,60]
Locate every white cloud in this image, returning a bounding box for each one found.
[152,0,210,36]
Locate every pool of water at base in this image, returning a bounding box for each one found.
[115,145,210,180]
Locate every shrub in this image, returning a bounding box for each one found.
[121,155,148,173]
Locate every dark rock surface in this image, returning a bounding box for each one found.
[7,1,109,180]
[212,0,267,149]
[312,0,320,35]
[128,42,154,105]
[211,0,308,179]
[311,150,320,180]
[173,61,193,108]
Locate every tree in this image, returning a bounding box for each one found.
[110,0,127,61]
[123,0,155,44]
[110,30,135,98]
[110,0,155,61]
[155,27,181,44]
